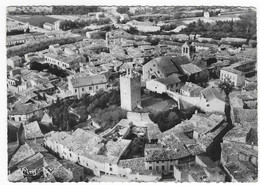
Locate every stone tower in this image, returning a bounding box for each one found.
[120,68,141,111]
[181,41,191,60]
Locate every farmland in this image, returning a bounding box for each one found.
[9,15,59,27]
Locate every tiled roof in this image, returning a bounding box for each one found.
[59,159,83,172]
[8,56,22,61]
[8,169,24,182]
[201,87,225,102]
[106,139,131,157]
[146,123,162,140]
[181,63,202,75]
[52,166,73,182]
[156,74,181,86]
[24,121,44,140]
[9,101,49,115]
[16,152,44,171]
[181,82,203,94]
[223,126,251,142]
[27,142,48,153]
[146,135,190,161]
[9,143,35,168]
[70,73,108,88]
[224,161,257,182]
[118,157,160,176]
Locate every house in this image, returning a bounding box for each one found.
[181,63,208,83]
[191,42,218,52]
[142,56,190,81]
[220,37,247,45]
[54,20,61,30]
[8,143,36,170]
[44,52,85,70]
[204,11,210,18]
[68,73,109,98]
[201,87,226,113]
[220,141,257,182]
[118,157,161,181]
[146,74,183,94]
[59,160,85,182]
[23,121,44,144]
[8,101,49,123]
[197,37,214,43]
[171,34,189,42]
[7,56,23,68]
[143,113,228,176]
[180,82,204,97]
[16,152,44,180]
[43,22,54,30]
[220,63,248,88]
[174,156,225,182]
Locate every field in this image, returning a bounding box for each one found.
[9,15,59,27]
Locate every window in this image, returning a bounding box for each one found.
[162,161,164,163]
[75,89,77,92]
[156,166,159,171]
[162,166,165,171]
[170,165,173,170]
[149,166,152,170]
[110,167,113,171]
[18,117,21,121]
[96,86,98,90]
[89,87,92,90]
[70,153,72,157]
[82,88,84,91]
[156,161,159,164]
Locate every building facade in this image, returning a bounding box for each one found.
[120,69,141,111]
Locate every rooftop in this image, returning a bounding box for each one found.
[106,139,131,157]
[118,157,160,176]
[201,87,225,102]
[181,63,203,75]
[9,143,35,168]
[70,73,108,88]
[52,166,73,182]
[24,121,44,140]
[59,159,83,172]
[16,152,44,171]
[181,82,204,93]
[156,74,181,86]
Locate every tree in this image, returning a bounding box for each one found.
[174,12,183,19]
[218,77,234,100]
[116,6,130,14]
[126,26,139,35]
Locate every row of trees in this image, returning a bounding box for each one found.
[52,6,101,15]
[30,62,69,78]
[180,12,256,40]
[59,18,111,31]
[7,36,84,58]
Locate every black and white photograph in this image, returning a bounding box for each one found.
[5,1,258,183]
